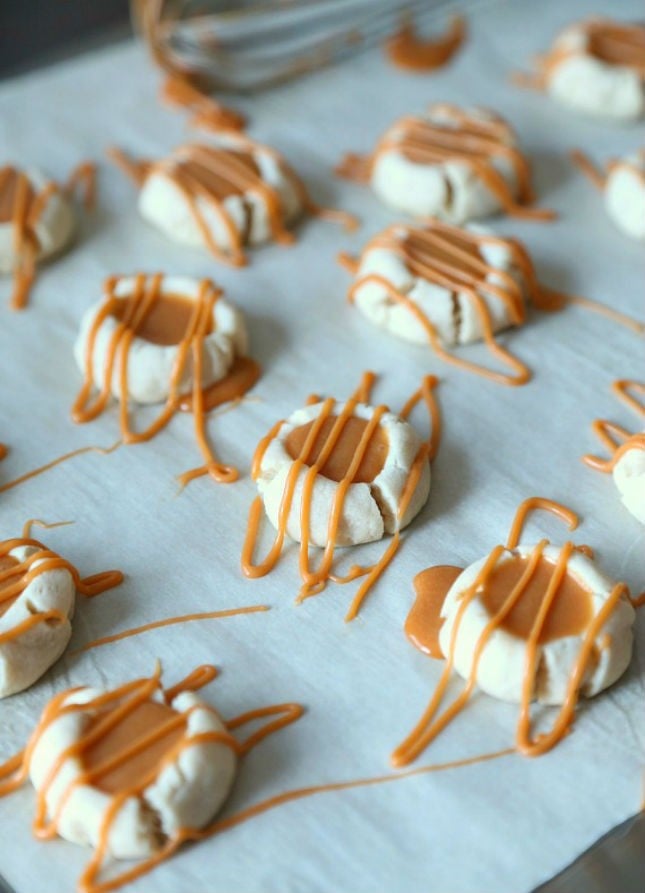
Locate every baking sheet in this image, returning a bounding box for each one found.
[0,0,644,891]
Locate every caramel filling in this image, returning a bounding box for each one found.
[83,701,186,795]
[406,565,463,658]
[0,168,35,224]
[481,554,592,643]
[0,555,21,617]
[178,152,260,200]
[112,292,212,346]
[285,415,389,484]
[587,22,645,73]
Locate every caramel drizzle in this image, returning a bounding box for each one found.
[342,219,539,386]
[160,74,247,133]
[0,440,121,495]
[0,664,303,893]
[583,379,645,472]
[109,141,356,268]
[74,604,270,654]
[71,274,241,485]
[0,536,123,644]
[514,20,645,90]
[0,444,7,461]
[242,372,440,622]
[392,497,628,766]
[0,162,96,310]
[336,104,554,221]
[572,146,645,193]
[384,15,466,72]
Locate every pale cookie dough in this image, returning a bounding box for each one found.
[439,543,635,705]
[74,275,248,405]
[613,436,645,524]
[604,152,645,240]
[28,686,237,859]
[350,221,526,347]
[544,20,645,120]
[0,167,75,273]
[257,401,430,547]
[369,105,523,223]
[138,137,302,254]
[0,545,75,699]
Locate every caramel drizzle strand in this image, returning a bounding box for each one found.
[583,379,645,472]
[0,664,303,893]
[70,274,238,485]
[74,604,270,654]
[337,104,554,221]
[0,441,121,495]
[0,537,122,644]
[109,141,355,268]
[392,498,628,765]
[385,16,466,72]
[242,372,440,621]
[346,220,534,387]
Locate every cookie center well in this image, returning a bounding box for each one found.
[178,149,261,200]
[481,554,593,643]
[285,415,389,483]
[112,292,213,346]
[0,555,21,617]
[587,23,645,72]
[83,700,187,794]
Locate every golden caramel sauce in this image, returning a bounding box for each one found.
[0,555,20,618]
[285,415,389,484]
[113,292,211,346]
[0,168,35,223]
[385,16,466,71]
[406,566,463,658]
[584,378,645,472]
[84,701,186,795]
[179,152,260,200]
[481,554,592,643]
[588,21,645,72]
[178,356,261,414]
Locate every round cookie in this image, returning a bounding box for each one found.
[28,685,237,858]
[0,543,75,699]
[536,19,645,119]
[348,220,527,347]
[256,400,430,547]
[439,543,635,705]
[74,275,247,405]
[338,103,551,223]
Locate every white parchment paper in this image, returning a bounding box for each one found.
[0,0,643,891]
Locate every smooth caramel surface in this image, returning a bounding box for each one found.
[588,23,645,70]
[113,292,211,345]
[83,700,186,795]
[481,554,593,643]
[179,151,260,200]
[406,565,463,658]
[285,415,389,483]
